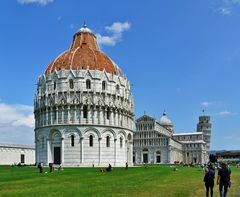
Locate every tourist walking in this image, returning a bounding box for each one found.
[203,163,215,197]
[38,162,43,173]
[217,162,231,197]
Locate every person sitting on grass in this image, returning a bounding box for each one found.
[106,164,112,172]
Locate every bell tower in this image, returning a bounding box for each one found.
[197,115,212,150]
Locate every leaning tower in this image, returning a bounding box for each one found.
[34,23,134,167]
[197,115,212,150]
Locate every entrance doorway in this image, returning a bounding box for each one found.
[20,154,25,163]
[54,147,61,164]
[194,157,197,163]
[156,155,161,163]
[143,154,148,163]
[156,151,161,163]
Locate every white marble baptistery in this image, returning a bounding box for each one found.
[34,24,134,167]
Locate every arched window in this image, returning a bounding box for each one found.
[86,79,91,89]
[71,135,74,147]
[89,135,93,147]
[53,108,57,122]
[106,108,110,120]
[106,136,110,147]
[54,81,56,90]
[69,79,74,89]
[83,105,88,119]
[102,81,106,91]
[120,137,123,148]
[116,84,119,93]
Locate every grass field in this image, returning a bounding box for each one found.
[0,165,239,197]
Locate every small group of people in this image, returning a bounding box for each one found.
[37,162,63,173]
[99,164,112,173]
[203,162,231,197]
[99,162,128,173]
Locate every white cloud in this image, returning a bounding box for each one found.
[96,21,131,47]
[105,22,131,34]
[0,102,34,144]
[215,0,240,15]
[224,134,240,140]
[216,110,238,116]
[201,102,210,108]
[225,0,240,5]
[218,7,232,15]
[0,103,34,128]
[17,0,54,5]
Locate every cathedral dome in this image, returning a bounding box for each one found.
[45,23,123,76]
[159,112,173,126]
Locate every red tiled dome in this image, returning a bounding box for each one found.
[45,24,122,76]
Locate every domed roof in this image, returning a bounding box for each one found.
[45,22,123,76]
[159,111,173,126]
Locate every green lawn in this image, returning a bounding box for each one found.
[0,165,239,197]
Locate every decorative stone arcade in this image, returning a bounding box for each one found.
[34,23,134,167]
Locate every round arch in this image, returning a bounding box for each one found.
[62,127,82,139]
[117,130,127,139]
[48,128,64,139]
[83,127,101,139]
[102,128,117,140]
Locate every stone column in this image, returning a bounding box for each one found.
[46,108,49,125]
[46,138,50,164]
[80,137,83,164]
[50,107,53,125]
[114,138,117,166]
[80,105,83,124]
[74,105,77,123]
[61,106,64,124]
[93,105,96,124]
[87,105,91,124]
[61,137,64,165]
[110,108,113,125]
[35,140,39,164]
[153,151,156,164]
[114,109,118,126]
[99,106,103,125]
[56,106,58,124]
[125,140,128,163]
[67,105,70,123]
[98,138,102,165]
[104,108,107,125]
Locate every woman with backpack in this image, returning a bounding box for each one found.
[203,163,215,197]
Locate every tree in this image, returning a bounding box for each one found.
[209,154,217,163]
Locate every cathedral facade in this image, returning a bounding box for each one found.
[133,113,211,164]
[34,24,134,167]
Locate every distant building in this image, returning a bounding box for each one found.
[0,143,35,165]
[216,152,240,163]
[133,113,211,164]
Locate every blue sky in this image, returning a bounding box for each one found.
[0,0,240,150]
